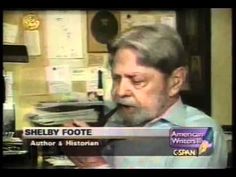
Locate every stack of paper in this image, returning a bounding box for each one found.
[36,100,104,108]
[29,102,102,126]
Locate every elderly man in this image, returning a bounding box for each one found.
[65,24,228,168]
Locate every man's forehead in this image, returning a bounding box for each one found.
[112,64,161,78]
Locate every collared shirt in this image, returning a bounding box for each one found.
[104,98,228,169]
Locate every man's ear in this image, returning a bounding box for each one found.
[167,67,187,97]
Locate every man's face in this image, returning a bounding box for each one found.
[111,48,171,126]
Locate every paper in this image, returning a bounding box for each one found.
[30,105,98,126]
[88,53,107,67]
[24,30,41,56]
[4,71,13,97]
[121,11,176,31]
[45,65,71,82]
[3,23,18,43]
[3,71,13,106]
[3,102,14,110]
[48,81,72,94]
[71,67,88,81]
[45,11,83,58]
[132,15,157,26]
[45,65,72,94]
[121,12,157,31]
[36,100,104,108]
[160,16,176,29]
[49,58,85,68]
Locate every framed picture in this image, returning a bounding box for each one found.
[87,10,120,52]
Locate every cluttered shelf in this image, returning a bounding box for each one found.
[27,100,106,127]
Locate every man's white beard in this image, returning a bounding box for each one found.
[117,108,152,126]
[116,94,169,127]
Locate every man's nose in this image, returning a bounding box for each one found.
[116,79,131,97]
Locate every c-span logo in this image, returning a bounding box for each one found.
[169,127,213,156]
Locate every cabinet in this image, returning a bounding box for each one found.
[176,9,211,115]
[2,136,34,168]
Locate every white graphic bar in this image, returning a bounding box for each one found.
[23,127,170,139]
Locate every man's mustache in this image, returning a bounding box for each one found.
[114,98,137,107]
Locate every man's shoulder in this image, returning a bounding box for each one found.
[184,105,220,129]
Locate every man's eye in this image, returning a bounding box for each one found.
[132,80,144,85]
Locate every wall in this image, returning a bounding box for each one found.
[3,11,90,130]
[4,10,176,130]
[211,8,232,125]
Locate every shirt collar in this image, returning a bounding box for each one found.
[145,97,186,127]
